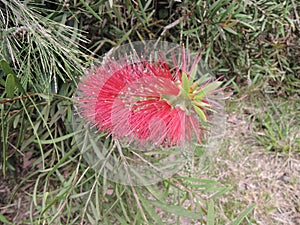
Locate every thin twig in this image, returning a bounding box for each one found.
[0,93,37,104]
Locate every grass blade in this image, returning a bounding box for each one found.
[231,204,255,225]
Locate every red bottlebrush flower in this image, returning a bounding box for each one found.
[76,47,223,148]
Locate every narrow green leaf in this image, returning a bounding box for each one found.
[47,145,79,177]
[117,29,132,45]
[34,130,80,144]
[231,204,255,225]
[115,185,131,223]
[193,105,207,122]
[144,184,166,201]
[5,74,15,98]
[136,189,164,225]
[194,81,222,100]
[207,200,214,225]
[238,20,256,31]
[208,0,229,18]
[190,63,198,82]
[0,59,15,76]
[181,72,190,93]
[175,176,219,185]
[223,27,238,35]
[219,3,238,21]
[41,185,71,215]
[86,212,96,225]
[193,100,211,109]
[79,0,102,21]
[0,214,13,225]
[209,186,232,198]
[150,200,202,219]
[137,0,149,24]
[113,213,129,224]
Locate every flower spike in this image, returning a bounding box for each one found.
[76,44,224,148]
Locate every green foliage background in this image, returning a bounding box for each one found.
[0,0,299,224]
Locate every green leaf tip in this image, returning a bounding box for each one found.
[193,105,207,122]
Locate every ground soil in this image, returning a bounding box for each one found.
[205,99,300,224]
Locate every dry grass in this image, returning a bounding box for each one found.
[204,95,300,224]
